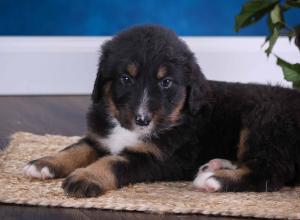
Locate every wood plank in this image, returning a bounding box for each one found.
[0,96,89,149]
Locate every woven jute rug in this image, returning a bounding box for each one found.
[1,132,300,219]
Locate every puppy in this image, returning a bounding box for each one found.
[23,25,300,197]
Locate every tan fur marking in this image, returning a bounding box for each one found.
[157,66,167,79]
[169,90,186,123]
[44,142,98,176]
[104,82,119,117]
[127,63,138,77]
[125,142,163,160]
[214,166,251,182]
[83,155,128,190]
[103,82,133,126]
[237,128,250,160]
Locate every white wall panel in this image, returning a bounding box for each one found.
[0,37,298,95]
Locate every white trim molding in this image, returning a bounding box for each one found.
[0,37,298,95]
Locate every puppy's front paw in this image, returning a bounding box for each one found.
[193,171,221,192]
[23,157,57,179]
[62,169,103,198]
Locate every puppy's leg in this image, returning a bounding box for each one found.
[62,143,165,197]
[62,155,125,197]
[23,138,107,179]
[194,105,298,192]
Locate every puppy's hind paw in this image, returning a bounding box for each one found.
[193,171,221,192]
[199,158,237,173]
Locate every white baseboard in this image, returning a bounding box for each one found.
[0,36,298,95]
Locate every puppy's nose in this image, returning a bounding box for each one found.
[135,113,152,126]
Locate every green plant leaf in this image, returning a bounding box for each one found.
[264,4,286,55]
[270,4,282,24]
[276,57,300,85]
[293,81,300,89]
[285,0,300,8]
[280,24,299,42]
[295,25,300,50]
[265,27,279,56]
[235,0,279,32]
[266,14,273,33]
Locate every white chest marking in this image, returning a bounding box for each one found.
[100,123,142,154]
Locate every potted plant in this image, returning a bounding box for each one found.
[235,0,300,88]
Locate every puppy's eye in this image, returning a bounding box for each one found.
[159,78,173,89]
[119,73,134,86]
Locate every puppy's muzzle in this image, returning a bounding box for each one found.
[135,113,152,126]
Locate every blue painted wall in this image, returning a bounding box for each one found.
[0,0,299,36]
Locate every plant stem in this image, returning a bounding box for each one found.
[295,29,300,51]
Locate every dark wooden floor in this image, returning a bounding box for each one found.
[0,96,252,220]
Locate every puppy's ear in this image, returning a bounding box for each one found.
[91,63,106,103]
[91,42,111,103]
[187,61,211,115]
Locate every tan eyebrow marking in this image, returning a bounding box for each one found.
[127,64,138,77]
[157,66,167,79]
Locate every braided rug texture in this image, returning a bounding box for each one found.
[1,132,300,219]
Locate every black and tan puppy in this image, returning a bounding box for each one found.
[24,25,300,197]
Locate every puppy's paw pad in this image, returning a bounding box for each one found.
[23,163,54,179]
[211,159,237,170]
[193,171,221,192]
[199,161,220,173]
[62,171,102,198]
[199,158,237,173]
